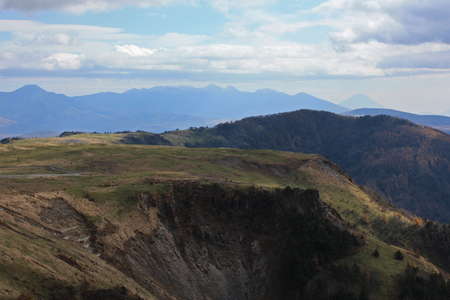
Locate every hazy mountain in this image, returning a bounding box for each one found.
[145,110,450,222]
[0,85,346,137]
[73,85,346,119]
[0,85,104,137]
[0,85,213,137]
[340,94,382,109]
[346,108,450,133]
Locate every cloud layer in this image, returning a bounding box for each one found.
[0,0,178,13]
[0,0,272,13]
[0,0,450,81]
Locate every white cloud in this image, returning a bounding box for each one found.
[0,0,271,13]
[0,17,421,78]
[283,0,450,75]
[115,44,157,57]
[2,2,450,80]
[316,0,450,45]
[0,0,180,13]
[0,20,133,41]
[209,0,275,13]
[42,53,83,70]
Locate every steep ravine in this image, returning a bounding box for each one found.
[96,183,361,300]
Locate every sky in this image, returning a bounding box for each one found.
[1,0,450,114]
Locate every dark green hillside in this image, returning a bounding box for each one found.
[155,110,450,222]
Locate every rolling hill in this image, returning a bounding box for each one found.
[0,85,346,138]
[0,135,449,299]
[132,110,450,223]
[346,108,450,133]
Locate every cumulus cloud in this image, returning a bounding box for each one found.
[42,53,83,70]
[316,0,450,45]
[301,0,450,75]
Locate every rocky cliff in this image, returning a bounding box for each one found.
[95,182,360,300]
[0,182,360,300]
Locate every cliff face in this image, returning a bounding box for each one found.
[0,181,360,300]
[98,183,360,300]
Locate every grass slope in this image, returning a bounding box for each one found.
[0,135,445,299]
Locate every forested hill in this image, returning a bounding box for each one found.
[152,110,450,222]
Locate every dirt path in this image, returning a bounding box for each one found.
[0,173,82,179]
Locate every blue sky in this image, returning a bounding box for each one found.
[1,0,450,114]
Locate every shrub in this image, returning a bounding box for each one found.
[394,250,404,260]
[372,249,380,258]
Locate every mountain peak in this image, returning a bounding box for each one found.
[205,84,223,91]
[256,88,283,95]
[340,94,382,109]
[14,84,47,94]
[295,92,314,97]
[225,85,239,92]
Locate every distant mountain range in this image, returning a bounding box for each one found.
[340,94,382,109]
[346,108,450,133]
[0,85,346,138]
[3,84,450,139]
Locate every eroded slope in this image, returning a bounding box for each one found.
[0,139,448,299]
